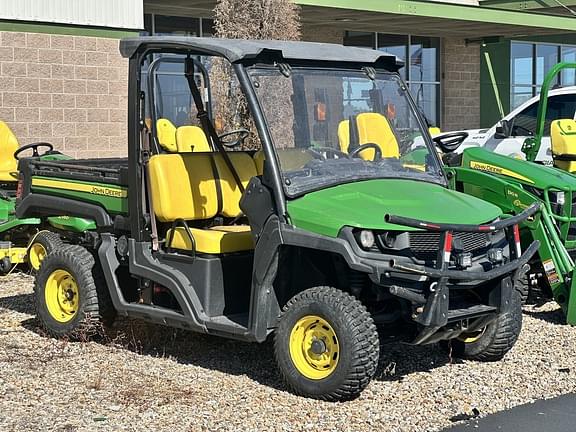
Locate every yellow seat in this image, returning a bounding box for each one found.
[156,118,177,153]
[168,225,254,254]
[0,121,19,182]
[176,125,211,153]
[148,152,257,254]
[428,127,441,136]
[337,113,400,160]
[551,119,576,173]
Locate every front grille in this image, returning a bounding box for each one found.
[409,231,489,261]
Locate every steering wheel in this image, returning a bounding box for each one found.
[218,128,250,148]
[432,132,469,153]
[350,143,382,161]
[14,142,54,160]
[308,147,350,160]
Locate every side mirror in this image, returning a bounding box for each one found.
[433,132,469,153]
[495,119,512,139]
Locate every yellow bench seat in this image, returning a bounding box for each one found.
[167,225,254,254]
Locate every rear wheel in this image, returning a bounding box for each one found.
[274,286,379,401]
[442,290,522,362]
[28,231,63,272]
[34,245,115,338]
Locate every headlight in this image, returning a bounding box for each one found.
[357,230,375,250]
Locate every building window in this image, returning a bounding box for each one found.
[143,13,214,37]
[511,41,576,109]
[343,32,441,126]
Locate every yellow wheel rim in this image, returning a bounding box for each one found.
[289,315,339,380]
[44,269,79,323]
[29,242,47,271]
[458,327,486,344]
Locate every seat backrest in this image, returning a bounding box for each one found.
[551,119,576,156]
[0,121,19,174]
[355,112,400,158]
[156,118,177,153]
[148,153,218,222]
[176,125,211,153]
[337,120,351,153]
[213,152,257,217]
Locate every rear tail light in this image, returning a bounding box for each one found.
[513,225,522,257]
[443,232,453,264]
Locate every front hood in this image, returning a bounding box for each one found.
[287,179,502,237]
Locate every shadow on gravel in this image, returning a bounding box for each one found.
[0,293,34,315]
[522,308,566,325]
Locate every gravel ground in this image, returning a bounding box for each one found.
[1,273,575,432]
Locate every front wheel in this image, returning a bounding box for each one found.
[28,231,63,272]
[442,290,522,362]
[274,286,379,401]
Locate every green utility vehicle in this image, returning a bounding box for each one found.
[19,37,537,401]
[440,62,576,324]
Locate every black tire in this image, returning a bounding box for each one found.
[28,231,64,273]
[34,245,115,339]
[442,290,522,362]
[515,272,530,305]
[274,286,379,401]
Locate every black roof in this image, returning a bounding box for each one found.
[119,36,404,70]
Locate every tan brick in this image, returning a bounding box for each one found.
[51,35,74,50]
[86,109,108,123]
[52,122,75,137]
[65,136,87,151]
[3,92,27,107]
[63,79,86,94]
[96,38,119,53]
[108,80,127,95]
[28,93,52,108]
[75,122,95,136]
[39,78,63,94]
[15,108,39,122]
[98,94,119,108]
[108,135,127,152]
[99,150,127,158]
[75,65,97,80]
[27,33,50,49]
[0,107,15,121]
[51,64,74,79]
[29,122,52,136]
[40,108,63,122]
[0,47,14,61]
[1,32,26,48]
[75,37,98,52]
[10,122,28,138]
[38,49,62,64]
[1,62,27,77]
[64,108,87,122]
[52,94,75,108]
[0,77,15,91]
[86,80,108,95]
[109,109,126,123]
[27,63,51,78]
[97,66,120,81]
[85,51,107,66]
[107,53,126,68]
[98,122,121,137]
[74,150,99,158]
[14,47,39,62]
[63,50,85,66]
[14,77,39,93]
[75,94,97,109]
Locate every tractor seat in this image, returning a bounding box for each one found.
[337,112,400,160]
[0,121,19,183]
[551,119,576,173]
[148,152,256,254]
[176,125,211,152]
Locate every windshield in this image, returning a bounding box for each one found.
[249,67,445,196]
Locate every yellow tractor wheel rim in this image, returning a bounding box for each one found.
[458,327,486,344]
[29,242,47,271]
[289,315,339,380]
[44,269,79,323]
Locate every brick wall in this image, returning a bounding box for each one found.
[0,31,128,159]
[441,37,481,131]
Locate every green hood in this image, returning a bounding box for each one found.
[287,179,502,237]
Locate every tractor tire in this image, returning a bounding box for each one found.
[28,231,64,273]
[442,289,522,362]
[515,272,530,305]
[274,286,379,401]
[34,245,115,339]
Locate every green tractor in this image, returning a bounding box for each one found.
[0,122,95,273]
[18,37,537,400]
[440,62,576,323]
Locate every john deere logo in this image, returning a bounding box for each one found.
[470,161,534,184]
[91,186,125,198]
